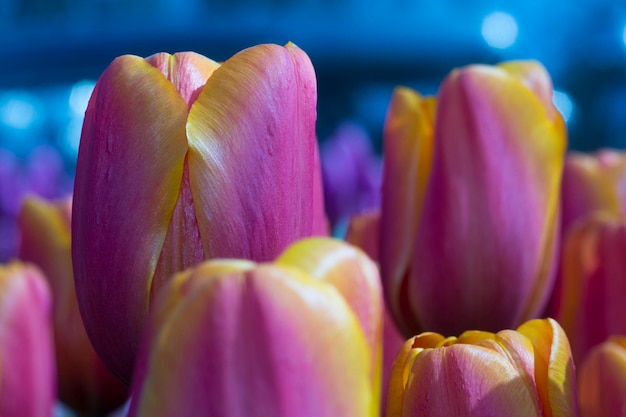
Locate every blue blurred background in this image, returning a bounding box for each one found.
[1,0,626,260]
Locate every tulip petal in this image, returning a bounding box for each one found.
[145,52,220,107]
[0,262,55,417]
[380,87,436,335]
[72,54,190,383]
[409,64,565,334]
[578,337,626,417]
[517,318,578,417]
[186,43,324,263]
[497,61,555,119]
[276,237,383,411]
[19,197,128,412]
[555,214,626,363]
[403,344,542,416]
[345,210,380,262]
[128,263,372,417]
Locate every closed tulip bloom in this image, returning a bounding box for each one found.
[578,336,626,417]
[386,318,578,417]
[0,262,55,417]
[344,212,407,412]
[18,196,128,415]
[127,238,378,417]
[561,149,626,237]
[554,213,626,363]
[72,43,326,383]
[381,61,566,336]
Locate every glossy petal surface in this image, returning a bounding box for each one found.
[187,44,324,263]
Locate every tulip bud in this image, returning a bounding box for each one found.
[0,262,55,417]
[381,61,566,336]
[127,238,378,417]
[561,149,626,237]
[72,43,326,383]
[386,318,578,417]
[578,336,626,417]
[18,196,128,414]
[344,212,407,412]
[554,213,626,363]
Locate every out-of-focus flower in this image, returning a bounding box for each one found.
[127,238,379,417]
[72,44,326,383]
[18,196,128,415]
[553,213,626,363]
[578,336,626,417]
[386,318,578,417]
[344,211,406,413]
[320,122,382,232]
[0,261,56,417]
[0,146,73,262]
[380,61,566,336]
[561,149,626,237]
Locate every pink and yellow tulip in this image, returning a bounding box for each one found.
[127,238,380,417]
[554,213,626,363]
[380,61,566,336]
[561,149,626,237]
[18,196,128,415]
[0,262,56,417]
[72,43,326,383]
[386,318,578,417]
[578,336,626,417]
[345,210,407,413]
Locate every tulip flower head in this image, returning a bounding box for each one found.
[0,262,56,417]
[18,196,128,414]
[127,238,380,417]
[561,149,626,237]
[381,60,566,336]
[386,318,578,417]
[578,336,626,417]
[72,43,325,383]
[554,213,626,363]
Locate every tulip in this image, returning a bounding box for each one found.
[561,149,626,237]
[386,318,578,417]
[380,61,566,336]
[127,238,378,417]
[578,336,626,417]
[344,211,407,413]
[0,262,55,417]
[18,196,128,415]
[72,43,326,383]
[553,213,626,363]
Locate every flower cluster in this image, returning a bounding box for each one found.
[1,43,624,417]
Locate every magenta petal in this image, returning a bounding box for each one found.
[186,43,326,263]
[72,55,189,383]
[0,263,55,417]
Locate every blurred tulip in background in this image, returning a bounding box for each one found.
[560,149,626,238]
[18,196,128,416]
[578,336,626,417]
[553,213,626,363]
[0,262,56,417]
[380,61,566,336]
